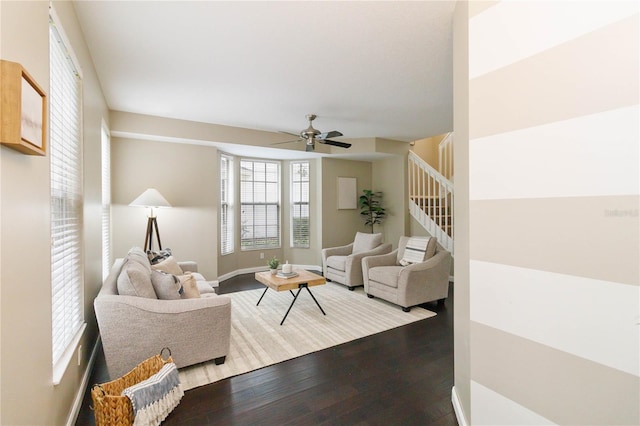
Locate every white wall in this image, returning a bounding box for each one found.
[0,1,109,424]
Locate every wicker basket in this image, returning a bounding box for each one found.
[91,349,173,426]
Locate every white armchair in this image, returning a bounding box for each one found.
[322,232,392,290]
[362,236,451,311]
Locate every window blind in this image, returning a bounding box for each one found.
[240,160,280,250]
[101,125,111,279]
[50,19,84,369]
[290,162,310,248]
[220,154,234,255]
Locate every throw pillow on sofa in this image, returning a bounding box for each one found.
[179,273,200,299]
[151,256,184,275]
[147,248,173,265]
[117,259,158,299]
[150,269,182,300]
[127,247,152,272]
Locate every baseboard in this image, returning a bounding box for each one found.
[451,386,469,426]
[217,264,322,283]
[66,336,101,426]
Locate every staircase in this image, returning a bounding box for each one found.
[408,133,454,255]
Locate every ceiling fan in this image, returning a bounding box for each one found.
[277,114,351,152]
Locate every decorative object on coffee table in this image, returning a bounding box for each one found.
[267,256,279,275]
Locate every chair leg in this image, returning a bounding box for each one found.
[214,356,226,365]
[402,306,411,312]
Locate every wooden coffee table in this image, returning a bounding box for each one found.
[254,269,326,325]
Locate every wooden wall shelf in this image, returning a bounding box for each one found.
[0,60,47,156]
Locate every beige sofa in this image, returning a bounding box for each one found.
[94,247,231,379]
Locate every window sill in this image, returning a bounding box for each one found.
[52,322,86,386]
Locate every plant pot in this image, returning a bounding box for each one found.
[270,269,277,275]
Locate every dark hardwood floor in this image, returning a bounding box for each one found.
[76,274,455,425]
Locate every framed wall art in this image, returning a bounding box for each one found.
[0,60,47,156]
[337,177,357,209]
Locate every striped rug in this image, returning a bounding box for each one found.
[178,282,436,390]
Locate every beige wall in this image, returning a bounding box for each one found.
[410,133,447,170]
[455,1,639,424]
[0,1,108,424]
[111,138,219,279]
[372,154,408,248]
[320,158,372,249]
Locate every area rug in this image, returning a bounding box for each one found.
[178,282,436,390]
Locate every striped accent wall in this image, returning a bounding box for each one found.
[467,2,639,425]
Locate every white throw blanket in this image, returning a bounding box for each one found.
[122,362,184,426]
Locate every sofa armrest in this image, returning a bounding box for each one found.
[362,249,399,291]
[178,261,198,273]
[344,243,393,286]
[397,250,451,305]
[321,243,354,276]
[95,294,231,379]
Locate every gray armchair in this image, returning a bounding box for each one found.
[362,236,451,311]
[322,232,392,290]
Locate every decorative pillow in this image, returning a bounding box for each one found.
[127,247,151,272]
[117,260,157,298]
[352,232,383,254]
[399,237,435,266]
[178,273,200,299]
[147,248,173,265]
[151,256,184,275]
[150,269,182,300]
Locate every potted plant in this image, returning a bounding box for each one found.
[358,189,386,233]
[267,256,279,275]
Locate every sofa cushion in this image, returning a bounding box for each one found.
[399,237,436,266]
[152,256,184,275]
[196,280,216,294]
[352,232,382,254]
[368,266,404,288]
[326,255,347,272]
[150,269,182,300]
[117,260,157,298]
[179,273,200,299]
[127,247,151,272]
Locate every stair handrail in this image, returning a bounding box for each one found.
[438,132,454,180]
[408,151,454,254]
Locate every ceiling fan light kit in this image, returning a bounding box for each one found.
[276,114,351,152]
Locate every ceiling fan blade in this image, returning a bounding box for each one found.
[279,131,301,137]
[317,130,343,140]
[321,139,352,149]
[271,138,302,145]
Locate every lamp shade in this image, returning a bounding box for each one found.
[129,188,172,208]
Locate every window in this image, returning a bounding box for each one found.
[101,124,111,279]
[290,162,310,248]
[220,154,234,255]
[50,14,85,383]
[240,160,280,250]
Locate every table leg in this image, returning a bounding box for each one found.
[256,287,269,306]
[280,287,303,325]
[304,285,327,316]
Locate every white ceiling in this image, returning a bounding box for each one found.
[73,1,455,153]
